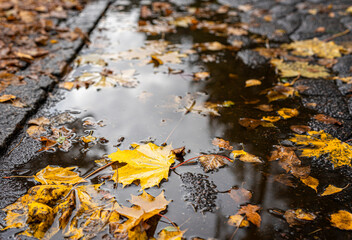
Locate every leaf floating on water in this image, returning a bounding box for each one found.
[289,130,352,168]
[193,41,227,51]
[157,226,185,240]
[277,108,299,119]
[108,143,175,189]
[284,209,316,226]
[228,214,250,228]
[255,104,273,112]
[271,59,330,78]
[34,166,86,185]
[27,117,50,137]
[228,187,252,205]
[330,210,352,230]
[193,71,210,81]
[212,138,233,150]
[239,118,275,129]
[232,150,262,163]
[300,176,319,192]
[198,155,228,172]
[237,204,261,227]
[245,79,261,87]
[281,38,345,59]
[262,116,281,122]
[290,125,311,134]
[321,184,348,196]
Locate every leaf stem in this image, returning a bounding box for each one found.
[3,176,33,179]
[158,213,178,228]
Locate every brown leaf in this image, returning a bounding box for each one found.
[284,209,316,226]
[198,155,228,172]
[254,104,273,112]
[314,114,342,125]
[290,125,311,134]
[237,204,261,227]
[238,118,275,129]
[228,187,252,205]
[0,94,16,102]
[193,72,210,81]
[273,174,297,188]
[212,138,233,150]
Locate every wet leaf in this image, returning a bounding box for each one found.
[262,116,281,122]
[289,131,352,168]
[321,184,348,196]
[228,214,249,227]
[228,187,252,205]
[290,125,311,134]
[232,150,262,163]
[282,38,345,59]
[193,71,210,81]
[115,191,170,232]
[271,59,330,78]
[198,155,228,172]
[194,41,227,51]
[300,176,319,192]
[330,210,352,230]
[27,117,50,137]
[34,166,86,185]
[314,114,342,125]
[0,94,16,102]
[157,226,184,240]
[273,174,297,188]
[237,204,261,227]
[245,79,261,87]
[264,84,297,102]
[277,108,299,119]
[284,209,316,226]
[255,104,273,112]
[212,138,233,150]
[238,118,275,129]
[108,143,175,189]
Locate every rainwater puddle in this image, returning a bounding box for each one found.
[2,1,352,240]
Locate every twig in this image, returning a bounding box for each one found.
[83,162,114,180]
[230,216,244,240]
[7,136,24,156]
[158,213,178,228]
[323,29,350,42]
[3,175,33,179]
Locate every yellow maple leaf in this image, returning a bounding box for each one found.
[271,59,330,78]
[282,38,345,59]
[289,131,352,168]
[34,166,86,185]
[109,143,175,189]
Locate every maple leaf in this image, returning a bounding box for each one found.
[34,166,86,185]
[271,59,330,78]
[236,204,261,227]
[289,130,352,168]
[281,38,345,59]
[198,155,229,172]
[115,191,170,233]
[109,143,175,189]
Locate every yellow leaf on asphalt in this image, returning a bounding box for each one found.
[277,108,299,119]
[0,94,16,102]
[289,130,352,168]
[262,116,281,122]
[331,210,352,230]
[321,184,348,196]
[282,38,345,59]
[271,59,330,78]
[232,150,262,163]
[109,143,175,189]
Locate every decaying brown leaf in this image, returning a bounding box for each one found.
[212,138,233,150]
[27,117,50,137]
[284,209,316,226]
[238,118,275,129]
[198,155,228,172]
[314,114,342,125]
[228,187,252,205]
[290,125,311,134]
[237,204,261,227]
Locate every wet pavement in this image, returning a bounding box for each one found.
[2,0,352,239]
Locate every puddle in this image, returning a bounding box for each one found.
[2,1,352,239]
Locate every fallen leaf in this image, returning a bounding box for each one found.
[157,226,185,240]
[245,79,261,87]
[277,108,299,119]
[228,187,252,205]
[194,41,227,51]
[271,59,330,78]
[34,166,86,185]
[255,104,273,112]
[281,38,345,59]
[273,174,297,188]
[238,118,275,129]
[290,125,311,134]
[198,155,228,172]
[284,209,316,226]
[232,150,262,163]
[0,94,16,102]
[108,143,175,189]
[321,184,348,196]
[330,210,352,230]
[289,130,352,168]
[262,116,281,122]
[237,204,261,227]
[27,117,50,137]
[228,214,249,227]
[300,176,319,192]
[314,114,342,125]
[194,72,210,81]
[212,138,233,150]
